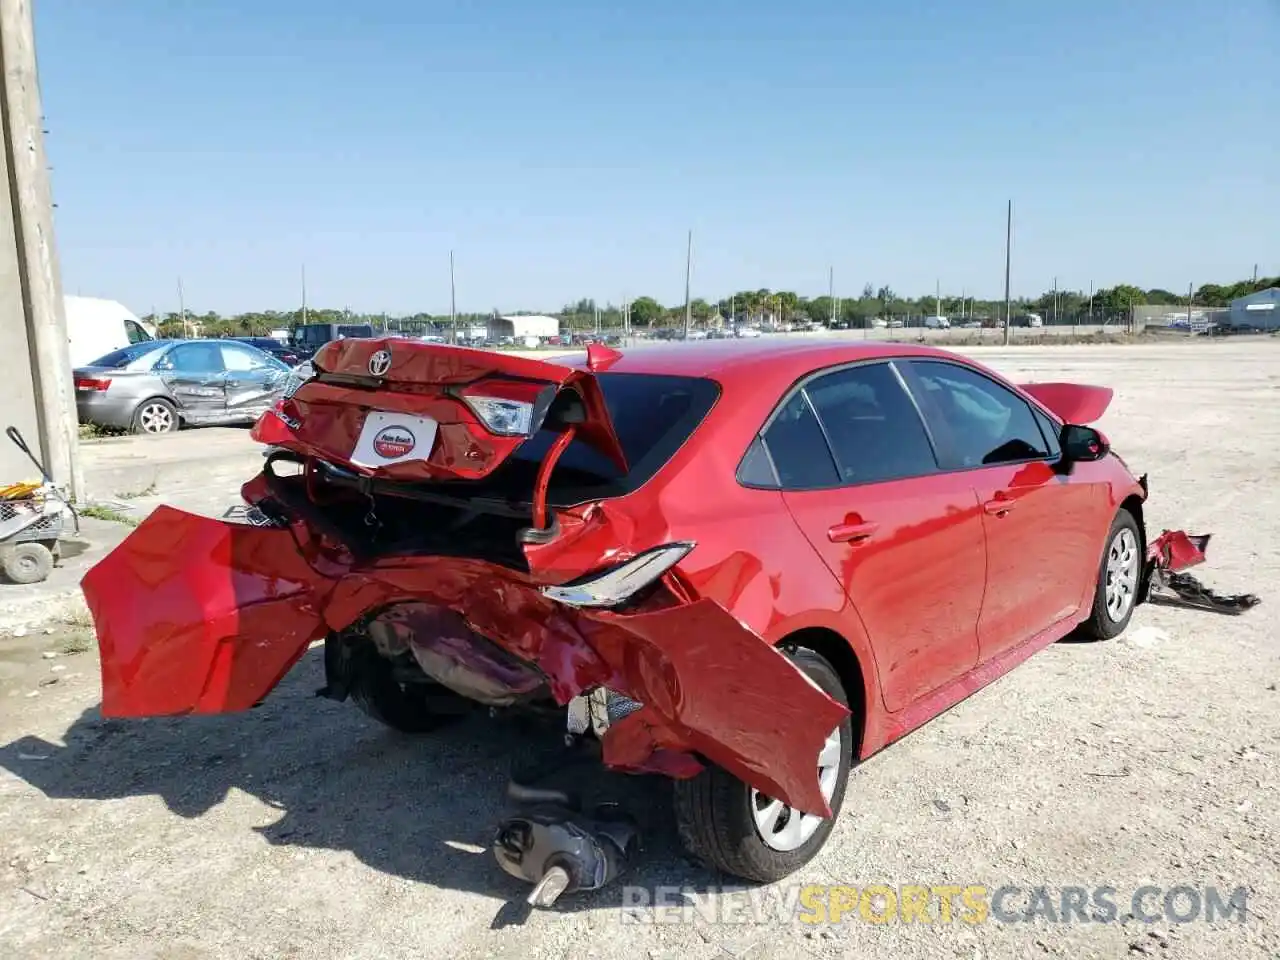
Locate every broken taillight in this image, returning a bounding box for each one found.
[74,376,112,392]
[457,381,556,437]
[542,543,696,608]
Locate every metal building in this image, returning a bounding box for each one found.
[1228,288,1280,331]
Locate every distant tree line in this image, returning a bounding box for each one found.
[144,274,1277,338]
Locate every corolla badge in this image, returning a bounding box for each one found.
[368,350,392,377]
[372,426,415,459]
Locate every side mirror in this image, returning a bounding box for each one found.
[1061,424,1109,463]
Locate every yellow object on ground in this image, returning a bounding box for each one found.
[0,481,41,500]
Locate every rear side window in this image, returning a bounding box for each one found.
[761,392,840,489]
[804,364,938,484]
[907,360,1051,468]
[88,341,167,368]
[512,373,720,494]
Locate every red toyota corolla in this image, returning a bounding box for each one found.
[82,337,1183,893]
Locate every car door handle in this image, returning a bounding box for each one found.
[983,494,1016,516]
[827,521,879,543]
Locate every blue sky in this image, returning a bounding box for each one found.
[36,0,1279,315]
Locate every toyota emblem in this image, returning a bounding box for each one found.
[368,350,392,377]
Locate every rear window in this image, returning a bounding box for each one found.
[87,341,168,368]
[511,373,719,497]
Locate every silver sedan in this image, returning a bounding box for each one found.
[74,339,293,435]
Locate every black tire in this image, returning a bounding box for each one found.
[1,542,54,584]
[673,647,854,882]
[329,635,459,734]
[1078,508,1142,641]
[131,397,178,435]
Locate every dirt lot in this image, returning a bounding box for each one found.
[1,340,1277,959]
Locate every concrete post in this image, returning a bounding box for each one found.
[0,0,80,497]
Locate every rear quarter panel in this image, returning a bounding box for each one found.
[591,371,889,747]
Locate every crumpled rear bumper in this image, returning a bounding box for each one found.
[82,506,848,816]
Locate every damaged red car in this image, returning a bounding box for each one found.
[83,337,1183,895]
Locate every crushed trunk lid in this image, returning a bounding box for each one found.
[261,338,627,482]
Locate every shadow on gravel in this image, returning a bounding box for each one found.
[0,648,725,919]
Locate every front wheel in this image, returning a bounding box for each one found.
[673,647,853,882]
[1078,508,1142,641]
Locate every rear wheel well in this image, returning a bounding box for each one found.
[779,627,866,756]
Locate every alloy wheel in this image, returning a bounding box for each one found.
[750,725,843,852]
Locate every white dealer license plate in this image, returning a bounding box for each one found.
[349,411,438,468]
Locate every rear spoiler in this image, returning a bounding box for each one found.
[1019,382,1113,425]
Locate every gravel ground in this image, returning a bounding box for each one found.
[0,339,1277,960]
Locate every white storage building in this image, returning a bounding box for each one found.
[490,314,560,340]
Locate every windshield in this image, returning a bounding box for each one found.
[87,341,169,368]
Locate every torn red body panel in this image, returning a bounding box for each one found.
[1147,529,1210,572]
[81,504,847,816]
[1018,382,1114,424]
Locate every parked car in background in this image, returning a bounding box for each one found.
[232,336,303,367]
[74,339,291,434]
[290,322,376,359]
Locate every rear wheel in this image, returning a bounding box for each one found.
[132,398,178,435]
[1078,508,1142,641]
[673,647,854,882]
[327,634,463,734]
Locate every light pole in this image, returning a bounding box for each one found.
[449,250,456,344]
[1002,200,1013,345]
[683,229,693,338]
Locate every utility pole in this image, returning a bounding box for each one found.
[935,278,941,318]
[449,249,456,344]
[683,229,692,338]
[1088,281,1094,322]
[1002,200,1013,346]
[0,0,80,497]
[1253,264,1259,285]
[1053,276,1058,326]
[177,277,188,338]
[301,264,308,326]
[1187,281,1194,330]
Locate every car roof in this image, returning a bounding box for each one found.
[560,337,969,381]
